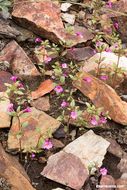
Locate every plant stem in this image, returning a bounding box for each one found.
[112,51,120,88]
[96,52,102,77]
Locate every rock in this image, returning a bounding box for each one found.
[8,107,61,151]
[0,143,35,190]
[42,151,88,190]
[34,46,48,64]
[73,71,127,125]
[31,79,54,100]
[99,175,116,190]
[0,18,20,39]
[66,47,95,61]
[64,130,110,170]
[41,130,109,189]
[64,25,94,47]
[116,173,127,190]
[60,3,72,12]
[12,0,65,43]
[31,96,50,111]
[83,52,127,73]
[62,13,75,25]
[117,154,127,173]
[53,126,66,139]
[0,40,40,81]
[51,138,64,149]
[107,138,124,158]
[0,92,11,128]
[0,71,12,92]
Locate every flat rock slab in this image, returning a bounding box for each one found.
[31,96,50,111]
[73,71,127,125]
[83,52,127,73]
[66,47,95,61]
[8,107,60,151]
[42,151,88,190]
[0,40,40,81]
[0,71,13,92]
[12,0,65,43]
[41,130,110,189]
[99,175,116,190]
[64,130,110,170]
[0,143,35,190]
[31,79,54,100]
[12,1,93,46]
[0,92,11,128]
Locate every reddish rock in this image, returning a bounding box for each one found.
[66,47,95,61]
[0,71,13,92]
[73,72,127,125]
[99,175,115,190]
[107,138,124,158]
[12,1,93,46]
[41,151,88,190]
[0,143,35,190]
[0,40,40,80]
[31,96,50,111]
[8,107,60,150]
[116,174,127,190]
[31,79,54,100]
[117,154,127,173]
[51,138,64,149]
[12,0,65,43]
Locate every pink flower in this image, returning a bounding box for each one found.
[42,139,53,150]
[31,153,35,158]
[35,37,42,43]
[100,167,108,176]
[10,76,18,82]
[100,75,108,81]
[7,103,14,112]
[107,1,112,8]
[61,100,68,108]
[83,77,92,83]
[54,85,63,93]
[99,117,107,124]
[70,111,78,119]
[75,32,83,38]
[114,22,119,30]
[62,63,68,68]
[44,56,52,63]
[90,117,98,126]
[23,107,31,113]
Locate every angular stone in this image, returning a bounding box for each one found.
[31,96,50,111]
[0,92,11,128]
[52,188,65,190]
[62,13,75,25]
[83,52,127,73]
[51,138,64,149]
[116,174,127,190]
[107,138,124,158]
[42,151,88,190]
[66,47,95,61]
[0,18,20,39]
[60,3,72,12]
[64,130,110,170]
[73,71,127,125]
[0,143,35,190]
[0,40,40,80]
[42,130,109,189]
[117,154,127,173]
[0,71,13,92]
[99,175,116,190]
[12,0,65,43]
[8,107,60,151]
[31,79,54,100]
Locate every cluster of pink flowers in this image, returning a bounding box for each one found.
[100,75,108,81]
[70,111,78,120]
[100,167,108,176]
[75,32,83,38]
[35,37,42,43]
[54,85,63,93]
[61,100,68,108]
[90,115,107,126]
[106,1,112,8]
[23,107,31,113]
[10,76,18,82]
[61,63,68,69]
[44,56,52,63]
[7,103,14,112]
[42,139,53,150]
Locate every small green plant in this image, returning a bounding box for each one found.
[0,0,11,16]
